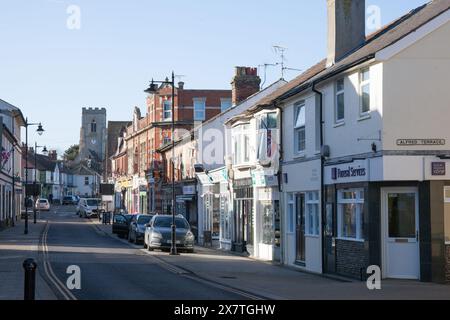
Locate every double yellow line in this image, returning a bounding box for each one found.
[41,222,78,301]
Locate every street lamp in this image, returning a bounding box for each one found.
[24,120,45,235]
[33,143,48,224]
[144,72,179,256]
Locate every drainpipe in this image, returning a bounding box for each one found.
[312,82,325,274]
[275,102,284,264]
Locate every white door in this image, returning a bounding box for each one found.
[382,188,420,279]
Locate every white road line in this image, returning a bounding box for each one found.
[41,222,77,301]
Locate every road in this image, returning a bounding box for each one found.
[38,206,249,300]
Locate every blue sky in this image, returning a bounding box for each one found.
[0,0,428,155]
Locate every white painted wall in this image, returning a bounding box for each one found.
[382,19,450,151]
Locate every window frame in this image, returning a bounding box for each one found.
[163,100,172,121]
[193,98,206,121]
[337,188,365,241]
[220,98,232,112]
[294,101,306,155]
[335,78,345,124]
[359,68,371,117]
[305,191,320,237]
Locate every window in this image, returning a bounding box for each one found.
[294,102,306,154]
[232,124,251,165]
[338,189,365,240]
[84,177,89,185]
[194,98,206,121]
[335,79,345,123]
[163,100,172,121]
[360,68,371,115]
[220,193,232,241]
[91,120,97,133]
[444,187,450,244]
[221,98,232,112]
[306,192,320,236]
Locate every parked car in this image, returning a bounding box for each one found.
[128,214,154,244]
[144,215,195,253]
[78,198,102,218]
[62,195,78,205]
[112,214,134,238]
[35,198,51,211]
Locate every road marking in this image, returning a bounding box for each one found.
[40,222,78,301]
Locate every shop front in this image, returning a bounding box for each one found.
[232,177,254,255]
[323,156,450,283]
[176,183,198,239]
[252,169,281,262]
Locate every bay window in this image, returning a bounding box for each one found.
[337,189,365,240]
[232,124,251,165]
[257,112,278,162]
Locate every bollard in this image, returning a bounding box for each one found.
[23,258,37,300]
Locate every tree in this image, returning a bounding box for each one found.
[64,145,79,161]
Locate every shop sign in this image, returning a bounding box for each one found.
[326,159,369,184]
[183,185,196,195]
[209,168,228,183]
[397,139,445,146]
[431,162,446,176]
[252,170,278,188]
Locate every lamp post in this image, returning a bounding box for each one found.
[33,143,48,224]
[144,72,179,256]
[24,120,44,235]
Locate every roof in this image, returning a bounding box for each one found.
[251,0,450,107]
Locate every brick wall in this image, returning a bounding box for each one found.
[336,239,369,280]
[446,245,450,283]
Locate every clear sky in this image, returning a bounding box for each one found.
[0,0,429,156]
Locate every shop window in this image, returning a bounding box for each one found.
[306,191,320,236]
[337,189,365,241]
[220,194,232,242]
[261,201,274,245]
[444,187,450,244]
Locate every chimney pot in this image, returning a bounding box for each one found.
[178,81,184,90]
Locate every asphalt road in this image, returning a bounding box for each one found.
[39,206,246,300]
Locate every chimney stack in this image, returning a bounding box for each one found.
[326,0,366,67]
[178,81,184,90]
[231,67,261,106]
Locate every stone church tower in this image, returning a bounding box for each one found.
[78,108,107,163]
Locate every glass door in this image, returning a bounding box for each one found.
[383,188,420,279]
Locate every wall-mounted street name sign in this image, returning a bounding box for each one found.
[397,139,446,146]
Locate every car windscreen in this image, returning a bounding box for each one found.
[86,200,101,206]
[39,200,47,203]
[153,217,189,229]
[137,215,153,225]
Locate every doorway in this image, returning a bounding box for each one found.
[295,193,305,263]
[382,188,420,280]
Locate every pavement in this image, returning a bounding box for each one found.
[0,211,57,300]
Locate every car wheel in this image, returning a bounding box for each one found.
[148,246,154,251]
[143,241,148,249]
[187,249,194,254]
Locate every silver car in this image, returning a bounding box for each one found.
[144,215,195,253]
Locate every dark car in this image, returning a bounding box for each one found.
[128,214,154,244]
[62,196,78,205]
[144,215,195,253]
[112,214,134,238]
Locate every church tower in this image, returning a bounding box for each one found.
[78,107,107,163]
